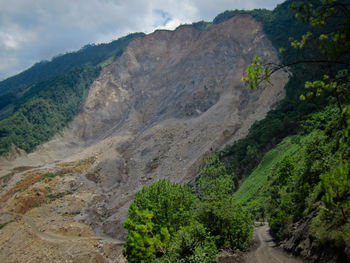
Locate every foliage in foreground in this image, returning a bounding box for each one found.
[214,0,350,260]
[267,104,350,258]
[125,1,350,261]
[238,0,350,259]
[123,171,252,262]
[164,222,217,263]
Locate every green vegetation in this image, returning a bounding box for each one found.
[123,172,252,261]
[219,1,321,180]
[123,204,170,263]
[254,105,350,257]
[233,0,350,260]
[124,1,349,261]
[14,187,27,193]
[123,180,196,262]
[0,33,144,154]
[47,193,64,202]
[194,155,253,250]
[42,172,63,180]
[232,136,301,206]
[130,179,196,235]
[165,222,217,263]
[30,202,41,208]
[0,65,99,154]
[0,0,347,260]
[191,21,213,31]
[0,33,144,96]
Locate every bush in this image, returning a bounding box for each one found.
[123,204,170,263]
[123,180,197,262]
[164,222,217,263]
[132,179,196,234]
[196,197,253,250]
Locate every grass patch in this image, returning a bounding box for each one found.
[98,56,114,67]
[14,187,27,193]
[47,193,64,202]
[31,202,41,208]
[76,156,96,166]
[42,172,63,180]
[0,223,8,230]
[232,135,302,205]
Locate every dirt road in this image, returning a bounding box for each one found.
[245,223,303,263]
[0,211,124,244]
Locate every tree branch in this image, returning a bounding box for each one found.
[267,59,350,76]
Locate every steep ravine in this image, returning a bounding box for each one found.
[0,13,288,250]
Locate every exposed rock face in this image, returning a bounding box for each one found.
[0,14,288,242]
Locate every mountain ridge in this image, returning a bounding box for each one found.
[0,14,287,248]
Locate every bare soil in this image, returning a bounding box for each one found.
[245,223,304,263]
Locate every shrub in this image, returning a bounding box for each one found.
[164,222,217,263]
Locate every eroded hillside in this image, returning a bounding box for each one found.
[0,14,287,262]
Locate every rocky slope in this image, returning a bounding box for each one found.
[0,14,287,261]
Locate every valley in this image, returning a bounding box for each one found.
[0,11,286,231]
[0,0,349,262]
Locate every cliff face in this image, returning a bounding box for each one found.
[0,13,287,247]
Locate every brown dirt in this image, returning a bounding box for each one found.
[0,170,47,204]
[57,156,96,174]
[0,160,124,263]
[13,187,48,214]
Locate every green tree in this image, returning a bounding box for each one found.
[123,180,197,262]
[275,155,295,185]
[320,107,350,221]
[132,179,196,234]
[195,156,253,249]
[164,222,217,263]
[196,196,253,249]
[123,203,170,262]
[243,0,350,214]
[242,0,350,115]
[321,162,350,221]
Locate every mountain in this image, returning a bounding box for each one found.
[0,32,144,97]
[1,0,349,262]
[0,11,287,262]
[1,11,287,228]
[0,33,143,154]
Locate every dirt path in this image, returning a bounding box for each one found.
[245,223,303,263]
[0,211,124,244]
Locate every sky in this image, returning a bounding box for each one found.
[0,0,284,81]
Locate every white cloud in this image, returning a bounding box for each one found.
[0,0,284,81]
[0,24,37,50]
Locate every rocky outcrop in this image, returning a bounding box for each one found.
[0,14,288,241]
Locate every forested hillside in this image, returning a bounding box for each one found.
[0,33,144,96]
[0,33,143,154]
[122,0,350,262]
[235,0,350,260]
